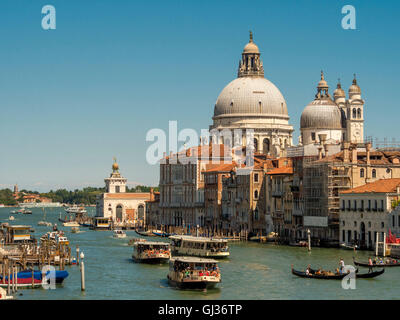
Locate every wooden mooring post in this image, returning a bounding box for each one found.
[80,252,85,291]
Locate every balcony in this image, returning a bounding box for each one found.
[272,190,283,197]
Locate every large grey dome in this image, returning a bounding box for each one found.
[300,98,342,130]
[213,77,289,119]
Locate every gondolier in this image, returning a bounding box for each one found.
[368,257,373,273]
[339,258,345,273]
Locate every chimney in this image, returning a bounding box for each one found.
[318,146,323,160]
[324,144,329,158]
[351,145,357,164]
[366,142,371,165]
[343,142,350,163]
[319,134,327,146]
[150,188,154,201]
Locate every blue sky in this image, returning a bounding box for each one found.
[0,0,399,192]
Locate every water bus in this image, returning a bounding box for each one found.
[90,217,111,230]
[132,240,170,263]
[169,235,229,258]
[167,257,221,289]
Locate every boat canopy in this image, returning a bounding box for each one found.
[170,257,218,264]
[169,235,228,243]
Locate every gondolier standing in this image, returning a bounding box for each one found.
[339,258,345,273]
[368,257,373,273]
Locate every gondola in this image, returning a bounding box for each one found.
[135,230,155,237]
[291,265,384,280]
[353,258,400,268]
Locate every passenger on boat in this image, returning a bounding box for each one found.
[315,269,322,275]
[305,265,311,276]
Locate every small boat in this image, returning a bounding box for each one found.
[291,265,384,280]
[249,235,268,242]
[38,221,52,227]
[113,229,127,238]
[22,209,32,215]
[63,221,80,227]
[71,226,79,233]
[65,205,87,215]
[340,243,358,250]
[132,240,170,263]
[9,216,15,221]
[353,257,400,267]
[53,224,58,231]
[0,270,69,287]
[289,241,308,247]
[167,257,221,290]
[135,230,155,237]
[152,230,172,237]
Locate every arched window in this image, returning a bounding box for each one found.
[360,168,365,178]
[353,108,357,118]
[253,138,258,152]
[357,108,362,118]
[372,169,377,178]
[254,190,258,199]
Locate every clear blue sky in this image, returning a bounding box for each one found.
[0,0,399,192]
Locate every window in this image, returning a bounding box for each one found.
[115,186,120,193]
[341,200,345,210]
[354,221,357,227]
[381,200,384,211]
[368,221,371,228]
[361,200,364,210]
[354,200,357,211]
[393,215,395,227]
[381,222,385,228]
[368,200,371,211]
[254,190,258,199]
[360,168,365,178]
[374,200,378,210]
[372,169,377,178]
[342,230,345,242]
[348,200,351,210]
[353,108,357,118]
[357,108,362,118]
[254,173,259,183]
[342,220,345,226]
[311,132,316,141]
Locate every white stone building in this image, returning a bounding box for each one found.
[339,178,400,249]
[96,160,150,226]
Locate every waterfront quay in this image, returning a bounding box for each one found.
[1,207,400,300]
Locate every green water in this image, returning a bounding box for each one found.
[1,207,398,300]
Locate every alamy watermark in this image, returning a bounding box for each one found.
[146,121,256,172]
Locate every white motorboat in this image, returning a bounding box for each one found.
[63,221,80,227]
[113,229,127,239]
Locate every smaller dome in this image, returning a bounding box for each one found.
[317,71,328,90]
[243,42,259,54]
[334,81,345,98]
[112,158,119,171]
[300,99,342,130]
[349,74,361,95]
[243,31,260,54]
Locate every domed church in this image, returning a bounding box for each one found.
[300,72,364,146]
[210,32,294,157]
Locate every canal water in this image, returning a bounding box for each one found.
[1,207,398,300]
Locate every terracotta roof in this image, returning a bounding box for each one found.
[104,193,151,200]
[204,162,237,173]
[267,166,293,175]
[341,178,400,194]
[163,144,232,161]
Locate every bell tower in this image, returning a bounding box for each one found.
[346,74,364,143]
[104,158,127,194]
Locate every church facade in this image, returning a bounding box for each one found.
[96,159,151,226]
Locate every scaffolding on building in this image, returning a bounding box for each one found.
[303,159,352,242]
